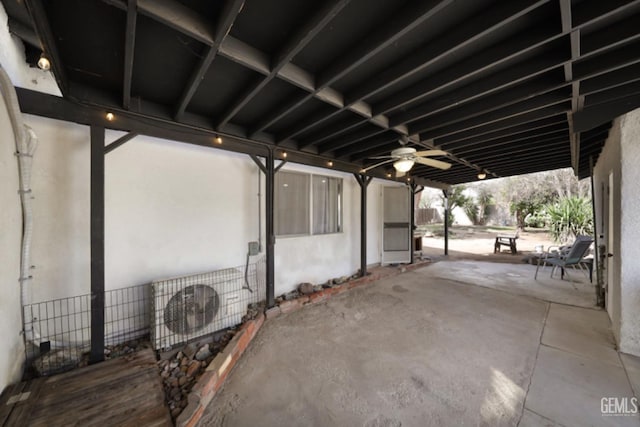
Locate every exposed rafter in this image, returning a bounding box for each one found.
[215,0,352,128]
[122,0,137,110]
[175,0,245,120]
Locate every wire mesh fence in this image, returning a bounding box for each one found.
[151,255,266,350]
[22,256,266,376]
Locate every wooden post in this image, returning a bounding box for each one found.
[443,189,449,256]
[90,125,105,364]
[354,174,372,277]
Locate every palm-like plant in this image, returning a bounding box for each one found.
[546,197,593,243]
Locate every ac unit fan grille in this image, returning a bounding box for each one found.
[163,284,220,335]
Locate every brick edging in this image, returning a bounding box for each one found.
[176,260,430,426]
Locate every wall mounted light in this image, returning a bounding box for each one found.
[105,112,115,122]
[37,53,50,71]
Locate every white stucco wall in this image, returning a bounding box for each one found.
[619,108,640,355]
[20,114,407,302]
[0,73,25,395]
[593,107,640,355]
[21,115,264,302]
[593,116,622,344]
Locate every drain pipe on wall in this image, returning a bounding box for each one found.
[0,64,38,334]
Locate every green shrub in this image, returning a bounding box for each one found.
[546,197,593,243]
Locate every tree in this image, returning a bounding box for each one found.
[501,168,588,229]
[441,185,471,226]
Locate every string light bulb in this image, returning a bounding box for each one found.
[105,112,115,121]
[477,170,487,180]
[327,161,333,167]
[214,135,223,144]
[281,151,288,159]
[37,54,50,71]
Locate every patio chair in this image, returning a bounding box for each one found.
[534,235,594,283]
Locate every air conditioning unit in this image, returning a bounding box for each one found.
[150,267,252,351]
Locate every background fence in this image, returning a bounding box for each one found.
[416,208,442,225]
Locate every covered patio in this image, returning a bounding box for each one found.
[2,0,640,425]
[200,261,637,426]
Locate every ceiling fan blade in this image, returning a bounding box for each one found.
[360,158,394,173]
[414,149,448,157]
[414,156,452,170]
[395,170,406,178]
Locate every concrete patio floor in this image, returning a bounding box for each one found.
[199,262,640,427]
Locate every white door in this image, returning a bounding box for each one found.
[381,186,411,265]
[607,172,614,308]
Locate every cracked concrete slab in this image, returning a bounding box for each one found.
[197,261,636,426]
[524,345,638,426]
[199,268,547,426]
[423,261,596,308]
[542,304,620,367]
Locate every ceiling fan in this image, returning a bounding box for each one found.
[360,146,452,177]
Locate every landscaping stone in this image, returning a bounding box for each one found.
[298,282,314,295]
[195,345,212,361]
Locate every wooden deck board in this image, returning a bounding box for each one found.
[0,349,171,426]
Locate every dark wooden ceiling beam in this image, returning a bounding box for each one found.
[452,129,569,157]
[104,0,409,139]
[137,0,214,44]
[574,93,640,132]
[580,62,640,95]
[573,39,640,81]
[174,0,245,120]
[122,0,137,110]
[559,0,582,173]
[14,87,454,187]
[415,90,570,139]
[334,133,399,159]
[285,27,561,146]
[319,127,388,154]
[581,11,640,56]
[215,0,351,129]
[345,0,549,104]
[445,122,568,153]
[7,17,40,48]
[273,0,453,142]
[389,49,568,126]
[572,0,640,28]
[408,74,567,133]
[317,0,453,89]
[423,102,570,143]
[463,137,568,162]
[297,115,365,149]
[436,114,567,148]
[584,80,640,107]
[378,28,564,118]
[350,141,401,162]
[24,0,69,95]
[487,154,572,171]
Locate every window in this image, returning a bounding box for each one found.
[275,171,342,236]
[313,175,342,234]
[275,171,310,236]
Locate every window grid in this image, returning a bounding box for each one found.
[275,171,343,237]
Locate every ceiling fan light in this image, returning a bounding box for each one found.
[393,159,414,173]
